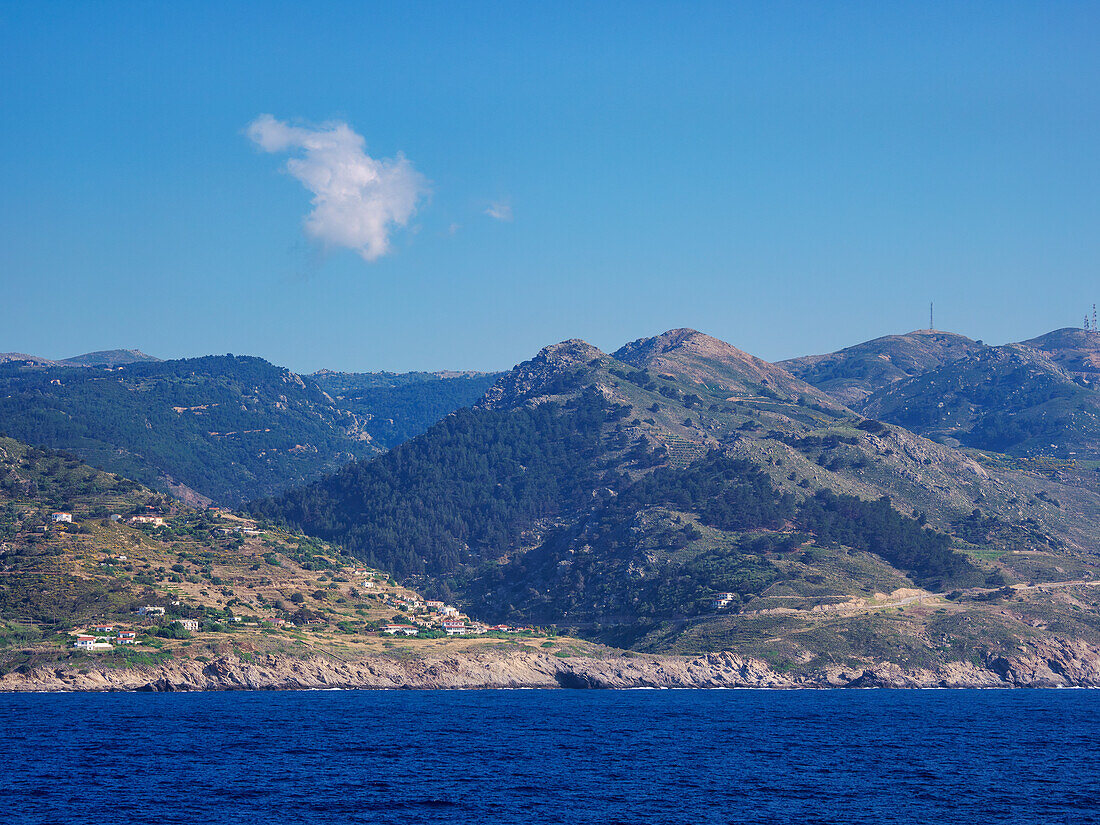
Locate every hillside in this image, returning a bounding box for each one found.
[615,328,847,411]
[780,330,986,407]
[311,369,500,449]
[1022,327,1100,378]
[857,342,1100,460]
[0,355,502,505]
[253,329,1100,664]
[785,326,1100,461]
[0,436,568,680]
[0,356,379,506]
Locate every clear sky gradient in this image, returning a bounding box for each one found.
[3,2,1099,372]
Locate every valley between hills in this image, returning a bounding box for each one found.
[6,328,1100,690]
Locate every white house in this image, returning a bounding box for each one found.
[74,635,113,651]
[128,515,166,527]
[137,605,165,616]
[712,593,736,609]
[175,618,200,632]
[52,512,72,523]
[441,619,467,635]
[383,624,419,636]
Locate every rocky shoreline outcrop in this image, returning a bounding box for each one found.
[4,638,1100,692]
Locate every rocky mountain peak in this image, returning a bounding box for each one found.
[478,339,606,409]
[612,327,735,362]
[613,328,840,407]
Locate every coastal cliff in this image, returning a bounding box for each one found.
[5,637,1100,692]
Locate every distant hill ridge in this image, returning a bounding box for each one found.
[787,326,1100,460]
[0,349,161,367]
[0,354,500,504]
[61,349,161,367]
[780,329,986,406]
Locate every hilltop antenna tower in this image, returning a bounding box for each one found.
[1093,304,1096,333]
[1086,315,1091,332]
[930,302,934,330]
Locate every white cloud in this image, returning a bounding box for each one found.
[247,114,429,261]
[485,200,513,222]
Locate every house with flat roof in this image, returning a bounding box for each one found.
[441,619,467,635]
[74,636,113,651]
[128,515,166,527]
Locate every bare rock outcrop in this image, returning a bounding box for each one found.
[5,638,1100,692]
[478,340,606,410]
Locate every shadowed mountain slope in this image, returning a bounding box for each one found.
[312,370,501,449]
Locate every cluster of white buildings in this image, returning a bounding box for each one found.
[49,511,168,528]
[374,592,542,637]
[73,627,138,650]
[73,611,204,649]
[382,620,523,637]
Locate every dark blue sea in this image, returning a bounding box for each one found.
[2,689,1098,824]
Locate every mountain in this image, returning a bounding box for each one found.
[0,349,161,368]
[855,339,1100,460]
[0,355,378,506]
[311,369,501,449]
[253,329,1100,664]
[780,330,986,407]
[615,328,846,409]
[61,349,161,367]
[1022,328,1100,378]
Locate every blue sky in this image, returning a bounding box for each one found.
[2,1,1099,372]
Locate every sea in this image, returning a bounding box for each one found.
[1,689,1098,824]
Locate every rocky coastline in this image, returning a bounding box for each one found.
[4,637,1100,692]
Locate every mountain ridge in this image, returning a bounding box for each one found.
[253,326,1100,663]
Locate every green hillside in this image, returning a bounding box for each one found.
[0,355,378,506]
[0,435,550,674]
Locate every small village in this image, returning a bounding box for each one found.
[45,508,545,653]
[70,592,538,650]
